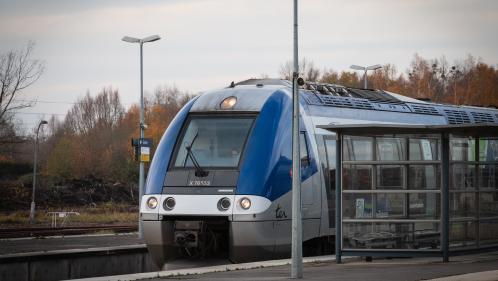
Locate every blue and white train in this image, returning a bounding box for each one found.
[140,79,498,266]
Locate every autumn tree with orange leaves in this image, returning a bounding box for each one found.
[1,53,497,186]
[43,86,194,183]
[282,54,498,108]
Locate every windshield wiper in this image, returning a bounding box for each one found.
[186,145,208,177]
[184,132,208,177]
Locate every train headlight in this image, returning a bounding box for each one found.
[163,197,176,211]
[239,197,251,210]
[147,197,158,209]
[220,96,237,109]
[218,197,231,211]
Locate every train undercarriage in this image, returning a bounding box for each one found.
[143,216,335,267]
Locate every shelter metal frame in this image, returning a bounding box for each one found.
[318,123,498,262]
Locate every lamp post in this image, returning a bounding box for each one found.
[449,66,460,105]
[122,34,161,239]
[350,64,382,89]
[291,0,303,278]
[30,120,48,224]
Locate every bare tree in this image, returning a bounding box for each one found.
[0,41,45,121]
[64,87,124,135]
[153,85,181,106]
[0,115,21,145]
[279,58,321,82]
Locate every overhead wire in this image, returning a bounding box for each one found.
[11,98,135,105]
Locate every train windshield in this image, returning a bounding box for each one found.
[173,117,254,168]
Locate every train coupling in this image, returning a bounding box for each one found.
[174,221,204,248]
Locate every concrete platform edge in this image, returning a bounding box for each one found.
[67,255,342,281]
[0,244,147,260]
[426,269,498,281]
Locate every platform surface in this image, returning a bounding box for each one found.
[0,233,144,255]
[147,252,498,281]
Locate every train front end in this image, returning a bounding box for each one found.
[141,83,295,267]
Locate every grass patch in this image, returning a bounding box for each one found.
[0,212,31,225]
[0,203,138,227]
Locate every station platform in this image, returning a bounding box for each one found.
[73,252,498,281]
[0,233,144,256]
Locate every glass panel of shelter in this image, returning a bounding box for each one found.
[449,137,477,248]
[478,139,498,246]
[342,135,442,251]
[340,133,498,254]
[448,137,498,249]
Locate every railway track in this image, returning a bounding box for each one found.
[0,224,137,238]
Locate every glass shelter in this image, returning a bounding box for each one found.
[318,123,498,262]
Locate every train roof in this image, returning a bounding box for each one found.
[192,78,498,126]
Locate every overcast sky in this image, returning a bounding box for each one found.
[1,0,497,131]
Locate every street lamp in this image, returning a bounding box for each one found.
[291,0,303,278]
[122,34,161,239]
[30,120,48,224]
[350,64,382,89]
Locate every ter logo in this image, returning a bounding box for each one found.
[275,204,287,219]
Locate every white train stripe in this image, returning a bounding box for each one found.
[140,194,271,216]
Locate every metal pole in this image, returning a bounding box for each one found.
[335,134,342,263]
[291,0,302,278]
[453,80,457,105]
[364,69,367,89]
[139,42,145,239]
[441,133,450,262]
[30,123,42,224]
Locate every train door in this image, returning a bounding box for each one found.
[323,136,336,229]
[301,132,314,208]
[301,131,322,219]
[274,132,320,257]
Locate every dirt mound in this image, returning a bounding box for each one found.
[0,175,138,211]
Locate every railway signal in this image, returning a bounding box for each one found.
[131,138,153,162]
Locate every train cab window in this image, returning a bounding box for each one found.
[173,117,254,168]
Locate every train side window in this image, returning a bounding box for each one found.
[324,138,336,191]
[300,132,310,167]
[323,136,336,228]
